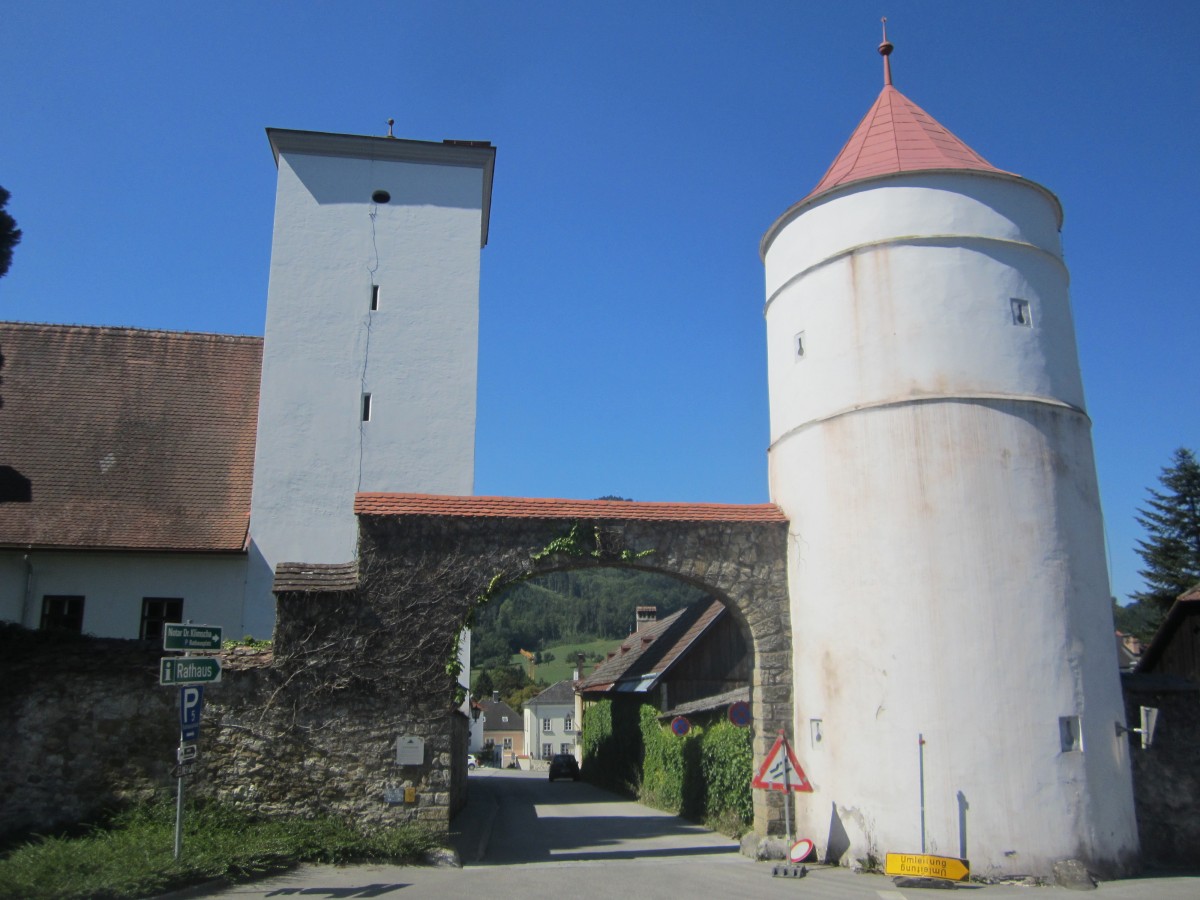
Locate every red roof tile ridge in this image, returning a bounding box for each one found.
[0,320,263,344]
[354,492,786,521]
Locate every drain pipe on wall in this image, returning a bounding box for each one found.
[21,551,35,627]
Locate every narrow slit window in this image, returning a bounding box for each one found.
[794,331,806,360]
[1011,298,1032,327]
[370,284,380,311]
[362,393,372,422]
[1059,715,1082,753]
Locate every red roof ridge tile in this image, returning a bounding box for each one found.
[353,492,787,523]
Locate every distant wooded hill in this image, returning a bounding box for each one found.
[471,569,708,669]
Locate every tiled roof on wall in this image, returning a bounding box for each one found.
[273,562,359,593]
[354,493,786,523]
[0,322,262,552]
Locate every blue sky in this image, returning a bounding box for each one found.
[3,2,1196,605]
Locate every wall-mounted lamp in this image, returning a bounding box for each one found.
[1116,706,1159,749]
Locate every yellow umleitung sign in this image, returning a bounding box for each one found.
[885,852,969,881]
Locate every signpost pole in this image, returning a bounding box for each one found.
[918,733,927,854]
[174,751,185,860]
[782,732,793,845]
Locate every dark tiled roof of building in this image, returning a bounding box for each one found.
[0,322,262,552]
[479,698,521,733]
[576,598,726,694]
[660,686,749,719]
[272,562,359,593]
[1135,583,1200,674]
[527,679,577,707]
[355,493,786,523]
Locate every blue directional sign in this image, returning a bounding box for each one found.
[180,686,204,742]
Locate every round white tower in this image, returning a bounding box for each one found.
[762,31,1138,877]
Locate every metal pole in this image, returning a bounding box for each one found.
[782,732,793,845]
[174,758,184,860]
[918,733,926,854]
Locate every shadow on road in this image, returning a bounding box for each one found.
[453,769,738,867]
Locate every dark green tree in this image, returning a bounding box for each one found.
[1132,447,1200,616]
[471,668,494,701]
[0,186,21,278]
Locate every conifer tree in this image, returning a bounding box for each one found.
[1132,447,1200,614]
[0,186,21,278]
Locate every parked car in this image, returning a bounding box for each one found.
[548,753,580,781]
[467,754,478,770]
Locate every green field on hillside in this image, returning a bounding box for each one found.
[507,636,624,684]
[471,636,623,688]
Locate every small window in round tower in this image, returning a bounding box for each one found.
[371,189,391,204]
[1011,298,1032,327]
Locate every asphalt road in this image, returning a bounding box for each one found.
[170,768,1199,899]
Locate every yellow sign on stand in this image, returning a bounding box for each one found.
[885,852,969,882]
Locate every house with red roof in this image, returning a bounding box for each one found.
[0,129,495,642]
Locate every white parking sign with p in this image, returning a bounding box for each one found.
[180,686,204,741]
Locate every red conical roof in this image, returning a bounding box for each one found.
[801,83,1011,206]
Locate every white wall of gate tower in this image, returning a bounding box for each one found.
[244,129,494,639]
[762,43,1139,875]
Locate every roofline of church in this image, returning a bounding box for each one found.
[760,167,1064,260]
[265,127,497,248]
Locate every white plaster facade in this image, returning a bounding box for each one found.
[244,130,494,637]
[763,171,1139,874]
[0,550,247,639]
[523,686,580,761]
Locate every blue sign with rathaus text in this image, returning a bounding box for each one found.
[180,686,204,742]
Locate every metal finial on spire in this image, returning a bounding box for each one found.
[386,118,396,139]
[878,17,894,87]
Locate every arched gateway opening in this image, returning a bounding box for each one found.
[270,494,791,840]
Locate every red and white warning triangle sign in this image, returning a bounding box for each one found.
[752,730,813,793]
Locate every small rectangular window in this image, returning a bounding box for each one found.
[1011,298,1032,327]
[542,717,552,733]
[41,595,84,633]
[502,737,513,750]
[141,597,183,641]
[370,284,380,311]
[362,393,372,422]
[564,714,573,732]
[560,743,571,754]
[542,743,552,759]
[1059,715,1083,753]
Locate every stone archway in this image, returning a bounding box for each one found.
[268,494,792,838]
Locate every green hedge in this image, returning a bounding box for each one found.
[638,705,753,832]
[581,699,643,793]
[583,699,753,832]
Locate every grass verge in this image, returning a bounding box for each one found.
[0,798,442,900]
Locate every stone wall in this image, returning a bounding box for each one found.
[0,628,176,839]
[1122,674,1200,870]
[1,510,792,841]
[0,625,466,840]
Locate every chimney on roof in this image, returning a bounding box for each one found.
[635,605,658,633]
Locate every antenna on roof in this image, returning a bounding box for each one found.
[878,17,894,87]
[385,118,396,139]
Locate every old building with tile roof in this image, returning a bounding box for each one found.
[0,128,495,643]
[0,323,262,638]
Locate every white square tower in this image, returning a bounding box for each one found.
[245,128,495,637]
